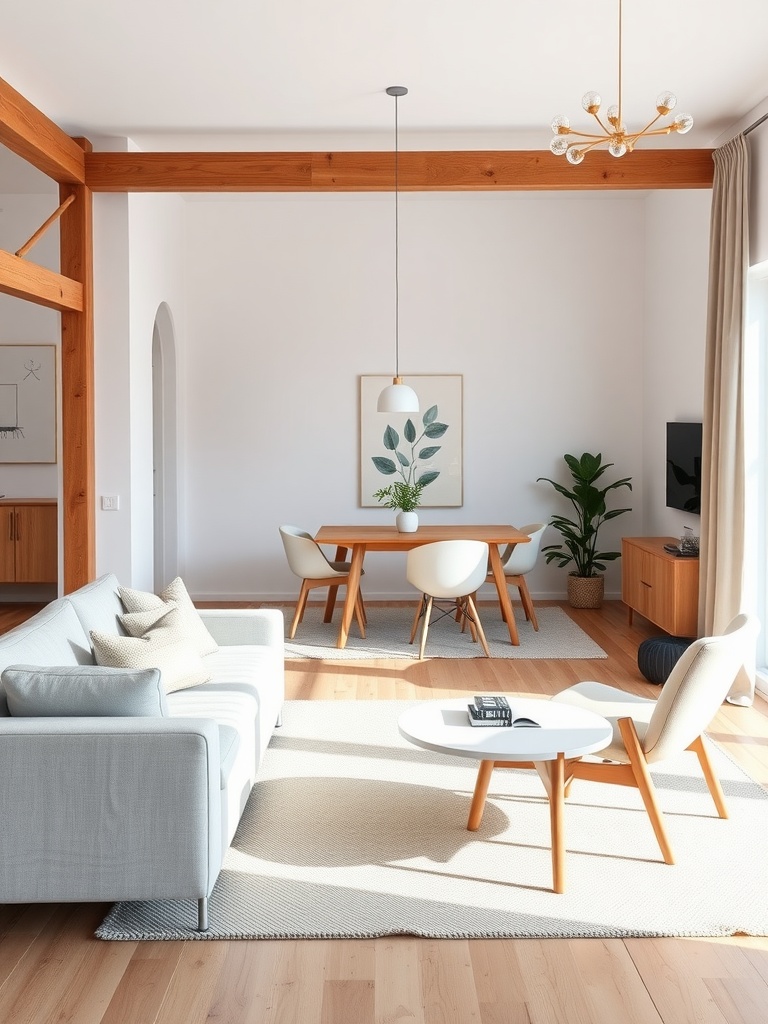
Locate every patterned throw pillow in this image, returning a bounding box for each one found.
[119,577,218,657]
[91,607,211,694]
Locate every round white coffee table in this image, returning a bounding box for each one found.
[398,697,613,893]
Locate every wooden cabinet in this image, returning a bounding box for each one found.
[0,500,57,584]
[622,536,699,637]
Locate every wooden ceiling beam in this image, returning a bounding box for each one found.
[0,75,86,184]
[84,148,714,192]
[0,248,84,311]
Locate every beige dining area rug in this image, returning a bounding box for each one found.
[97,700,768,941]
[283,604,607,660]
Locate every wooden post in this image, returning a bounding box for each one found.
[59,138,95,592]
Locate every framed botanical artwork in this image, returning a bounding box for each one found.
[360,374,463,507]
[0,345,57,463]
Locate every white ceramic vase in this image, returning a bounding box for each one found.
[396,511,419,533]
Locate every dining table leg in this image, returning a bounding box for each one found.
[488,543,520,645]
[336,543,366,649]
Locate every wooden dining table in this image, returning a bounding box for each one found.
[313,524,531,650]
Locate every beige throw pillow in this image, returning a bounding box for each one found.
[119,577,218,657]
[91,607,211,694]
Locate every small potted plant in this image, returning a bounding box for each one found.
[537,452,632,608]
[373,481,425,533]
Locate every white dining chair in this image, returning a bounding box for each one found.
[406,539,491,659]
[486,522,547,630]
[551,613,759,864]
[279,525,366,640]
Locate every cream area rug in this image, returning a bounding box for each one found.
[283,604,607,660]
[97,700,768,940]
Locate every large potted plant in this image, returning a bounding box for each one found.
[537,452,632,608]
[373,481,424,533]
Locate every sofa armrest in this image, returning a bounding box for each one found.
[0,716,222,905]
[197,607,284,648]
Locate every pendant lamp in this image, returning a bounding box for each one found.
[377,86,419,414]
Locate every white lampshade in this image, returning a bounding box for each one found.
[377,379,419,413]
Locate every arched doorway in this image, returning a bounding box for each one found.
[151,303,179,590]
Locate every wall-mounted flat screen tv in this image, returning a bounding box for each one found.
[666,421,702,514]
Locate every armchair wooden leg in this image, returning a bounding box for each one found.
[289,580,311,639]
[688,735,729,818]
[618,717,675,865]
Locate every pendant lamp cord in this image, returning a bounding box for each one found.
[394,91,401,379]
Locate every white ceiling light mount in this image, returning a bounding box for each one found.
[377,85,419,415]
[549,0,694,165]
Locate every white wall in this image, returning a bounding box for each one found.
[182,192,647,600]
[93,189,186,588]
[642,189,712,540]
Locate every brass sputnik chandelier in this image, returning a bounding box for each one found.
[549,0,693,164]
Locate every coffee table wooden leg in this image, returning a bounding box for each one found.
[549,754,566,894]
[535,754,566,894]
[467,759,495,831]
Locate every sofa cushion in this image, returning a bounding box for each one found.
[90,607,211,694]
[65,573,127,639]
[0,600,95,715]
[217,724,241,789]
[2,664,168,718]
[119,577,219,657]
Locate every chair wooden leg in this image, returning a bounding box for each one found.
[618,718,675,865]
[518,577,539,631]
[323,585,339,623]
[289,581,311,639]
[409,596,426,644]
[688,735,729,818]
[353,592,367,638]
[418,596,434,659]
[465,594,491,657]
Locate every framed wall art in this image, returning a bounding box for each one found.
[360,374,463,507]
[0,345,57,463]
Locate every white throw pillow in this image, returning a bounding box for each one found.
[91,607,211,694]
[119,577,218,657]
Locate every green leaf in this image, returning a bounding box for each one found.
[419,446,441,459]
[383,426,399,451]
[371,457,397,475]
[404,419,416,443]
[423,405,438,425]
[416,470,440,487]
[396,451,410,468]
[424,422,448,439]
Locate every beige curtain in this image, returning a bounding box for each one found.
[699,133,753,704]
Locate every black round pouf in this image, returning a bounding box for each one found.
[637,636,694,685]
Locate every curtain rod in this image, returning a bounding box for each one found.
[744,111,768,136]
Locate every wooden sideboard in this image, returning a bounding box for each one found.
[621,536,699,637]
[0,499,58,585]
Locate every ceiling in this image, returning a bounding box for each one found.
[0,0,766,153]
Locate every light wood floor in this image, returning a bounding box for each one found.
[1,599,767,1024]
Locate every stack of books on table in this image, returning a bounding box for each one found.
[467,695,512,727]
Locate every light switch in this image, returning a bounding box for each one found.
[101,495,120,511]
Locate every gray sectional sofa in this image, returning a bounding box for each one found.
[0,573,284,931]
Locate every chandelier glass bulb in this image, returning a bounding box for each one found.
[548,0,693,163]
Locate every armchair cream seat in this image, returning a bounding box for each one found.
[406,539,491,659]
[279,525,366,640]
[486,522,547,630]
[551,613,759,864]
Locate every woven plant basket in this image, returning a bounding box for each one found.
[567,574,604,609]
